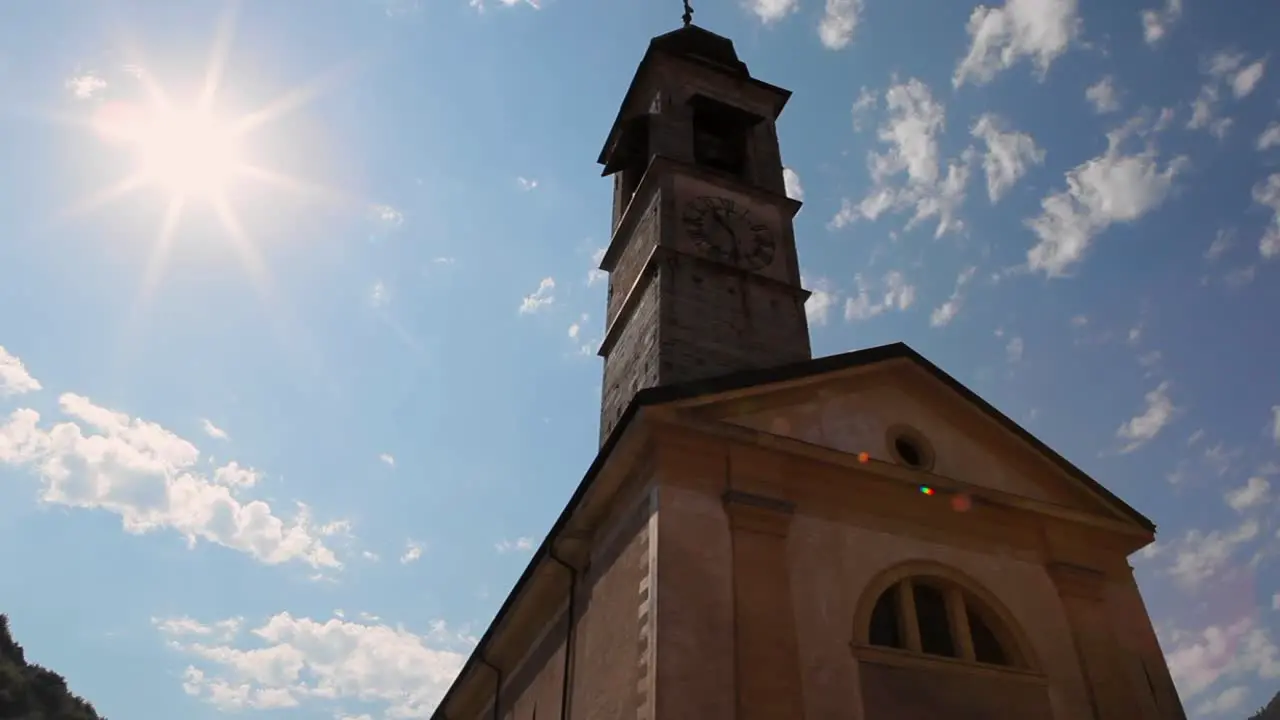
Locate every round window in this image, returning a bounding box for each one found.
[894,436,925,468]
[886,425,934,471]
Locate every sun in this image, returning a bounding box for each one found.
[93,101,247,200]
[135,106,244,198]
[48,1,367,344]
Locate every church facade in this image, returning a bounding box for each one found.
[429,24,1186,720]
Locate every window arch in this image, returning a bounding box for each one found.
[856,568,1032,670]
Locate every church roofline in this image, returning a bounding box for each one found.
[429,341,1156,720]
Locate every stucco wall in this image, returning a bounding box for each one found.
[729,382,1078,507]
[487,611,568,720]
[654,484,736,720]
[568,490,653,720]
[787,514,1096,720]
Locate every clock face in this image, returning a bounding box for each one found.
[680,195,777,271]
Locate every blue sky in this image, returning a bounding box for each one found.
[0,0,1277,717]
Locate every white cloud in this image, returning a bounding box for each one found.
[400,539,425,564]
[201,419,228,440]
[1225,476,1270,513]
[1116,382,1177,453]
[153,616,244,643]
[0,394,341,569]
[1205,228,1234,261]
[871,79,944,186]
[804,278,839,326]
[1196,685,1249,716]
[851,86,877,131]
[844,271,916,322]
[1165,615,1280,700]
[929,266,977,327]
[783,167,805,202]
[213,462,260,490]
[65,73,107,99]
[0,346,42,397]
[831,79,973,238]
[470,0,540,12]
[587,247,608,287]
[1252,174,1280,259]
[953,0,1080,88]
[379,453,395,467]
[566,313,594,355]
[1085,76,1120,114]
[1259,123,1280,151]
[1140,0,1181,45]
[1231,58,1267,98]
[518,277,555,314]
[1026,126,1187,277]
[1270,406,1280,445]
[818,0,863,50]
[516,176,538,191]
[971,114,1044,202]
[747,0,799,24]
[1188,53,1267,139]
[495,536,536,554]
[1006,336,1024,363]
[380,0,423,15]
[1167,519,1258,589]
[369,281,390,308]
[159,612,471,717]
[371,204,404,230]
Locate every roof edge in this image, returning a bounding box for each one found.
[428,395,649,720]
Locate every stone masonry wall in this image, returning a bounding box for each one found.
[600,275,661,443]
[657,254,810,386]
[607,190,660,327]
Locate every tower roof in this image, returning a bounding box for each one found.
[597,24,790,167]
[647,24,750,76]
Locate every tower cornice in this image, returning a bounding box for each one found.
[598,154,803,274]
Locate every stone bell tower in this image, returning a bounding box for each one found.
[595,23,812,443]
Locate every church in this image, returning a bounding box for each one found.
[429,19,1187,720]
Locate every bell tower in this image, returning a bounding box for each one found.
[595,22,812,442]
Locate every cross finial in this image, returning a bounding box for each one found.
[681,0,693,26]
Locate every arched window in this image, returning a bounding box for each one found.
[865,575,1023,668]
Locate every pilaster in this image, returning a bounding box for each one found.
[723,490,806,720]
[1047,562,1145,720]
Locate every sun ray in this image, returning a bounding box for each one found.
[230,60,363,137]
[137,195,187,307]
[110,25,173,111]
[237,164,363,212]
[53,173,149,226]
[198,0,241,112]
[117,195,188,359]
[2,102,97,132]
[213,194,270,293]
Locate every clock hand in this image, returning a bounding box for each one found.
[712,212,737,243]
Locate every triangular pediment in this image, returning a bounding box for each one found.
[664,353,1149,532]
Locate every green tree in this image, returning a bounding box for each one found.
[0,615,104,720]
